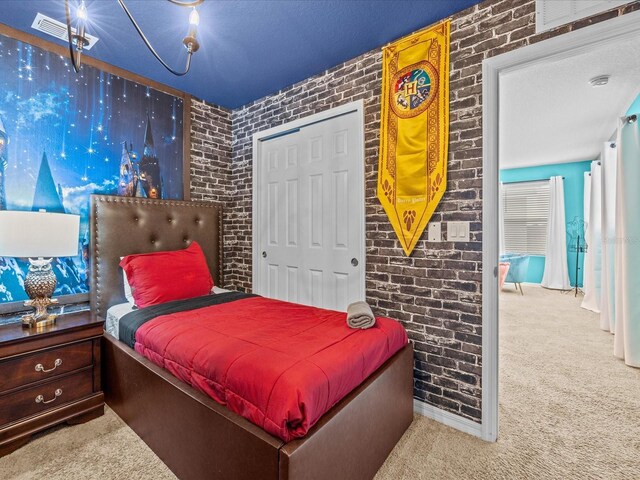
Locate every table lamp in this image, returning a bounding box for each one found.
[0,210,80,328]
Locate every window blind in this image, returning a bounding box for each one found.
[502,180,549,256]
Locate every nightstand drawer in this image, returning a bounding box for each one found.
[0,341,93,393]
[0,369,94,426]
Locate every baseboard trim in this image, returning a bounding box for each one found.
[413,399,483,439]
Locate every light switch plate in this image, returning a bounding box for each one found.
[427,222,441,242]
[447,221,470,242]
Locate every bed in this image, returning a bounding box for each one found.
[90,194,413,480]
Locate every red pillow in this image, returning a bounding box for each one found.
[119,242,214,308]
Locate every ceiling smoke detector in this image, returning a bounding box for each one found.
[31,13,99,50]
[589,75,610,87]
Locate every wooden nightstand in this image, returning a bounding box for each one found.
[0,311,104,456]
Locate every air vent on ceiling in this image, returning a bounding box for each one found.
[535,0,631,34]
[31,12,99,50]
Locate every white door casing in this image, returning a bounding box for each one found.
[252,101,365,311]
[482,10,640,442]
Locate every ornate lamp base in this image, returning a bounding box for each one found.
[22,297,58,329]
[22,258,58,329]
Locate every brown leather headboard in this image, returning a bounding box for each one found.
[89,195,223,318]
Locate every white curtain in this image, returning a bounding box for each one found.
[582,171,591,294]
[581,161,602,312]
[499,182,506,256]
[600,142,617,332]
[613,118,640,367]
[583,171,591,226]
[541,176,571,290]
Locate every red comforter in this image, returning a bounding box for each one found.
[134,296,408,442]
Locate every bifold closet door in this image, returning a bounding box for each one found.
[255,109,365,312]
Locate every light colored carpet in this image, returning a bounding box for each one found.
[2,285,639,479]
[377,285,640,479]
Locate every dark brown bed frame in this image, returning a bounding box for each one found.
[90,195,413,480]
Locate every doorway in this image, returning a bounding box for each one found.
[481,10,640,442]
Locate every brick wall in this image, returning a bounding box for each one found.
[189,98,237,279]
[191,0,640,422]
[190,99,233,204]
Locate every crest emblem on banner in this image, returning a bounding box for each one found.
[377,21,450,256]
[390,62,438,118]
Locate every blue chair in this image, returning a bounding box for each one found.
[499,253,530,295]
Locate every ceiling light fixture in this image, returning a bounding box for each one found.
[64,0,203,76]
[588,75,610,87]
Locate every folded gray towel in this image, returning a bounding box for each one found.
[346,301,376,329]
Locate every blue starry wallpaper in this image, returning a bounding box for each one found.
[0,34,185,306]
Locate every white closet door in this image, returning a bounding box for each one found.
[254,107,365,311]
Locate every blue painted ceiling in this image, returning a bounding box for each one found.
[0,0,480,109]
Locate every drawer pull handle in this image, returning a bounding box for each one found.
[35,389,62,405]
[35,358,62,373]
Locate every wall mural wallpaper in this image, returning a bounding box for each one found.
[0,34,185,306]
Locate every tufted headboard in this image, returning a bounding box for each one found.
[89,195,223,318]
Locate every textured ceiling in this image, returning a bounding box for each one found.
[0,0,481,109]
[500,34,640,169]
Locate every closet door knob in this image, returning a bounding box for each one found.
[262,251,267,258]
[351,258,359,267]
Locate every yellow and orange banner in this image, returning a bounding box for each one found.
[377,21,450,256]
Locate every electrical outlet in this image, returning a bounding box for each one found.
[447,221,470,242]
[427,222,441,242]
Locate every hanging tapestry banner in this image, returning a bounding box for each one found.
[377,21,450,256]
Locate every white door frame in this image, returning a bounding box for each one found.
[251,100,366,300]
[482,10,640,442]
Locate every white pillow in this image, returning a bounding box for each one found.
[121,257,135,305]
[122,270,135,305]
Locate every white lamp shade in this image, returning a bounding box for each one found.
[0,211,80,258]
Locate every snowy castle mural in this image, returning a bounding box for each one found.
[0,117,7,211]
[118,114,164,199]
[0,34,184,306]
